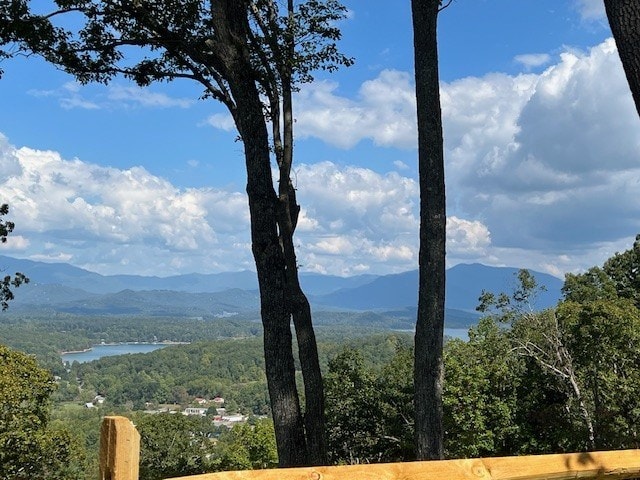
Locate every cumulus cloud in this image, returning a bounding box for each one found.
[2,134,497,276]
[295,70,417,149]
[452,39,640,253]
[6,37,640,277]
[0,134,23,182]
[447,217,491,257]
[1,139,253,275]
[289,38,640,275]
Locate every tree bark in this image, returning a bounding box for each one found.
[211,1,309,466]
[605,0,640,118]
[411,0,446,461]
[277,0,327,465]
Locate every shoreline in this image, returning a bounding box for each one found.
[60,347,93,355]
[60,341,190,355]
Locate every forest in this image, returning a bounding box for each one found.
[1,235,640,479]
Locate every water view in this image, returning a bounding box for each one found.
[61,343,171,363]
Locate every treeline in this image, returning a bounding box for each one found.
[3,236,640,479]
[0,312,397,374]
[323,236,640,461]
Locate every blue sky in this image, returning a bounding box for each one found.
[1,0,639,278]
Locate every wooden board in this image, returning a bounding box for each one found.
[99,416,141,480]
[166,449,640,480]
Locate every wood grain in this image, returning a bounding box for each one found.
[99,416,141,480]
[167,450,640,480]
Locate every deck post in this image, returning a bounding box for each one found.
[99,415,140,480]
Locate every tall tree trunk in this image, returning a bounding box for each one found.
[212,1,309,466]
[604,0,640,118]
[411,0,446,460]
[276,0,327,465]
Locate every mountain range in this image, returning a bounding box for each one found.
[0,255,564,327]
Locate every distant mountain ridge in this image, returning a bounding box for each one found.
[0,255,374,295]
[314,263,563,312]
[1,255,563,325]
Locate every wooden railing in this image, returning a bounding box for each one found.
[99,416,640,480]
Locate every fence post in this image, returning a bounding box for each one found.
[99,415,140,480]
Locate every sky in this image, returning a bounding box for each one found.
[1,0,639,279]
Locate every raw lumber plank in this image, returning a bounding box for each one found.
[99,416,141,480]
[166,449,640,480]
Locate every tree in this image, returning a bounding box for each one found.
[604,0,640,117]
[410,0,449,460]
[443,318,523,458]
[324,349,386,464]
[213,419,278,471]
[134,413,215,480]
[563,234,640,308]
[0,344,85,479]
[559,298,640,448]
[0,1,350,465]
[0,204,29,310]
[324,346,416,464]
[478,270,596,449]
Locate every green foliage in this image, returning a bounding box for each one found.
[560,298,640,448]
[443,318,522,458]
[324,341,415,464]
[0,1,351,109]
[213,419,278,471]
[0,204,29,310]
[325,349,386,463]
[73,339,269,411]
[564,234,640,308]
[0,344,85,479]
[562,267,618,304]
[134,413,216,480]
[50,405,103,479]
[477,269,547,321]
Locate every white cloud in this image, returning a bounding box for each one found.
[107,85,194,108]
[451,39,640,253]
[393,160,410,171]
[0,134,23,182]
[28,82,100,110]
[573,0,606,20]
[295,70,417,149]
[1,139,253,275]
[447,217,491,257]
[0,234,30,251]
[290,38,640,275]
[4,37,640,278]
[514,53,552,69]
[28,82,194,110]
[202,113,236,132]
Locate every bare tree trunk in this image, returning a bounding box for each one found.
[212,1,308,466]
[263,0,327,465]
[411,0,446,461]
[604,0,640,117]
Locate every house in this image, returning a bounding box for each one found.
[183,407,208,416]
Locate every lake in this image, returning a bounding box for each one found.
[61,329,469,364]
[61,343,170,364]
